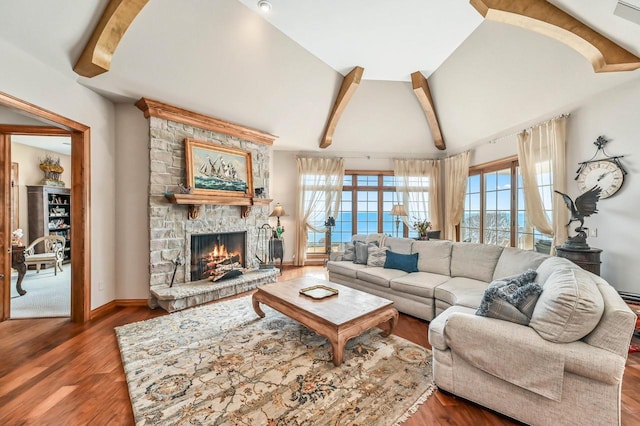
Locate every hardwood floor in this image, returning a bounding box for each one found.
[1,266,638,425]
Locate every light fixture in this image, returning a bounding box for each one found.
[390,204,408,237]
[269,203,287,228]
[257,0,272,12]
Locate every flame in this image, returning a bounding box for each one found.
[206,243,241,263]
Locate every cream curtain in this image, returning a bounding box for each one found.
[444,151,470,240]
[517,116,568,251]
[294,157,344,266]
[393,159,442,232]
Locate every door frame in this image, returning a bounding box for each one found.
[0,91,91,323]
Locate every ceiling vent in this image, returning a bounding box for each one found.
[614,0,640,26]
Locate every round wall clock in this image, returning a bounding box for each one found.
[576,159,624,199]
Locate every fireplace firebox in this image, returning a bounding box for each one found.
[191,232,246,281]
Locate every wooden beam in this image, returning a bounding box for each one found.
[411,71,446,151]
[0,125,71,136]
[470,0,640,73]
[320,66,364,149]
[135,98,277,145]
[74,0,149,77]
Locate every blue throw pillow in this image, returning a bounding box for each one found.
[384,250,419,273]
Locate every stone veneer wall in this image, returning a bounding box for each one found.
[147,116,271,289]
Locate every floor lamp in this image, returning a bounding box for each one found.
[390,204,408,237]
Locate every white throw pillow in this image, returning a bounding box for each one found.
[529,267,604,343]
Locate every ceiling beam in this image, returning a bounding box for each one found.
[74,0,149,78]
[470,0,640,73]
[320,66,364,149]
[411,71,446,151]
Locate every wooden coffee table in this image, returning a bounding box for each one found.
[252,277,398,366]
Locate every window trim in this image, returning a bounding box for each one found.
[461,156,518,245]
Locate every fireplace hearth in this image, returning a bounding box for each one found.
[191,232,246,281]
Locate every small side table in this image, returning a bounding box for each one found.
[269,238,284,273]
[555,246,602,276]
[11,245,27,296]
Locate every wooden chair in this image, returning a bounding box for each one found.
[24,235,65,275]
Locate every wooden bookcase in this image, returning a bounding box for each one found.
[27,185,71,264]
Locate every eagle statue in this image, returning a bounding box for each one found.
[554,186,602,249]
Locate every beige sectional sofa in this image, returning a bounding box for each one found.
[326,235,636,425]
[327,234,549,321]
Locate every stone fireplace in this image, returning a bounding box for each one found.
[137,98,279,312]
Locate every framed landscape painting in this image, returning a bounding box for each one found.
[185,138,253,197]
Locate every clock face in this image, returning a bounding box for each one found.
[576,160,624,199]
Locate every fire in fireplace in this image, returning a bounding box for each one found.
[191,232,246,281]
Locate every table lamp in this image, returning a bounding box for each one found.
[269,203,287,238]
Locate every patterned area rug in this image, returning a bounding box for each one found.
[116,296,435,425]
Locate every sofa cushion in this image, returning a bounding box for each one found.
[530,267,604,343]
[434,277,488,309]
[356,267,407,288]
[390,272,450,298]
[384,237,413,254]
[342,242,355,261]
[367,245,388,267]
[476,269,542,325]
[450,243,503,282]
[352,233,386,246]
[384,250,419,273]
[326,261,368,279]
[354,241,377,264]
[412,240,452,276]
[535,256,580,284]
[492,247,548,281]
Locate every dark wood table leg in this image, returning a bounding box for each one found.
[15,263,27,296]
[11,245,27,296]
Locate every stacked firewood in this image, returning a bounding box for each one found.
[202,254,243,281]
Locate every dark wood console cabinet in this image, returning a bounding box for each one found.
[555,246,602,276]
[269,238,284,272]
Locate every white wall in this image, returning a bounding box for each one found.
[0,38,117,309]
[114,103,150,300]
[10,142,72,243]
[565,77,640,293]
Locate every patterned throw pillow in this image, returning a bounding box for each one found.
[476,269,542,325]
[342,242,355,261]
[367,246,388,267]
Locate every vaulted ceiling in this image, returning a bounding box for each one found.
[1,0,639,156]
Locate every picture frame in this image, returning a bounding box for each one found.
[184,138,253,197]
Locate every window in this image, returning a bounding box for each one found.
[308,172,430,253]
[459,157,552,251]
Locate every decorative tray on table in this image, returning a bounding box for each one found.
[299,285,339,299]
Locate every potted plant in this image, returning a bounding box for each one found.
[412,217,432,240]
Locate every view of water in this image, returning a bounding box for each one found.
[312,211,543,245]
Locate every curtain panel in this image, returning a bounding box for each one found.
[393,159,442,232]
[444,151,470,240]
[517,116,568,251]
[294,157,344,266]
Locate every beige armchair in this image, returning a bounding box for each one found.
[24,235,65,275]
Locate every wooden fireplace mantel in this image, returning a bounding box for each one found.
[165,193,272,219]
